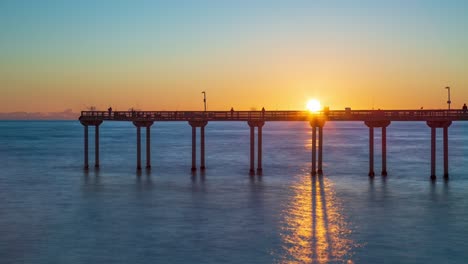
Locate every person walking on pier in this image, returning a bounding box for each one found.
[262,107,265,118]
[108,107,112,118]
[230,107,234,118]
[463,103,467,113]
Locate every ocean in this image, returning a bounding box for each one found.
[1,120,467,263]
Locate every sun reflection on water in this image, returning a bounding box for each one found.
[278,175,356,263]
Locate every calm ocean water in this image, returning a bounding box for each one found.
[0,120,467,264]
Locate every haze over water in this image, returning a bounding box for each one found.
[1,121,467,263]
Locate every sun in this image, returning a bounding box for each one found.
[306,99,322,112]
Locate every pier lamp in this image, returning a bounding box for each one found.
[202,91,206,112]
[445,86,451,110]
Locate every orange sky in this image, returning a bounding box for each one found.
[1,2,467,113]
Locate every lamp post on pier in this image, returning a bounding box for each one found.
[202,91,207,112]
[445,86,451,110]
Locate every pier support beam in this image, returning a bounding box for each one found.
[318,126,324,175]
[257,122,265,174]
[133,121,154,171]
[137,126,142,170]
[84,125,89,169]
[369,126,375,177]
[247,121,265,175]
[365,121,391,178]
[80,120,103,169]
[443,126,449,178]
[192,125,196,171]
[250,125,255,174]
[427,121,452,180]
[309,118,326,176]
[146,126,151,169]
[312,126,317,176]
[95,125,100,168]
[382,126,387,176]
[431,127,436,179]
[189,120,208,171]
[201,125,206,170]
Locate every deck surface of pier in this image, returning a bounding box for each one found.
[80,109,468,122]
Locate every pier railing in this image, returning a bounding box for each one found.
[80,109,468,122]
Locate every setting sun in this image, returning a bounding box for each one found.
[306,99,322,112]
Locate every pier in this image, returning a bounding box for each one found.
[79,109,468,179]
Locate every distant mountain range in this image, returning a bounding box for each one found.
[0,109,79,120]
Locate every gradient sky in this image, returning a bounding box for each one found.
[1,0,467,112]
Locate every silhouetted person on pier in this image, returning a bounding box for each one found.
[463,103,467,113]
[262,107,265,117]
[230,107,234,118]
[108,107,112,117]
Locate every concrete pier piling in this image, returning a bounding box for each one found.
[189,120,208,172]
[191,125,196,171]
[200,125,206,170]
[249,124,255,174]
[133,121,154,171]
[443,126,449,178]
[317,126,324,175]
[427,121,452,180]
[146,126,151,169]
[257,124,263,174]
[247,120,265,175]
[382,126,387,176]
[80,120,102,169]
[310,118,326,176]
[368,126,375,177]
[137,126,141,170]
[431,126,436,179]
[365,121,391,177]
[84,125,89,169]
[312,126,317,176]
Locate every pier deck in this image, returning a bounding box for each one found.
[80,109,468,122]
